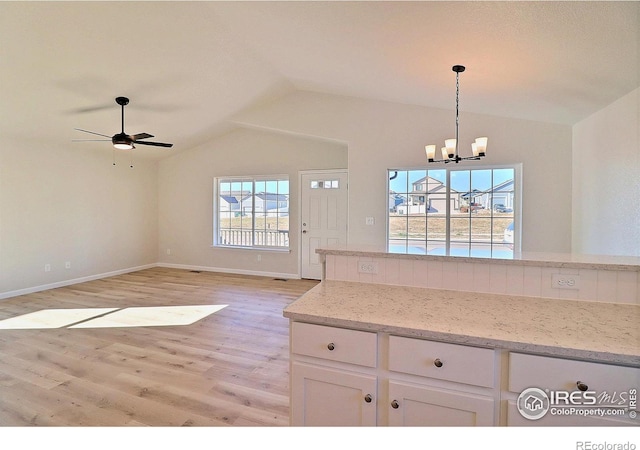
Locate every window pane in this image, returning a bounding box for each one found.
[389,216,408,240]
[470,218,492,243]
[450,217,470,242]
[426,216,446,241]
[407,216,426,240]
[389,170,408,194]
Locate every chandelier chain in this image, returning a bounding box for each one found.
[455,70,460,158]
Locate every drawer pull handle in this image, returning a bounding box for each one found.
[576,381,589,391]
[433,358,443,368]
[327,343,335,351]
[391,400,400,409]
[364,394,373,403]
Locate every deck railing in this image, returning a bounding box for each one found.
[219,229,289,248]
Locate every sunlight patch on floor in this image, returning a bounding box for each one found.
[0,305,227,330]
[0,308,118,329]
[70,305,228,329]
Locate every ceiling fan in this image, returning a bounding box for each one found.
[74,97,173,150]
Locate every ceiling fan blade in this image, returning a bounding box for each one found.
[72,139,110,142]
[135,141,173,148]
[75,128,112,139]
[132,133,154,141]
[66,104,113,114]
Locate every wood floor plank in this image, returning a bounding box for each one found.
[0,268,318,426]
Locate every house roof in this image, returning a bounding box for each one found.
[242,193,289,202]
[1,1,638,158]
[220,195,239,204]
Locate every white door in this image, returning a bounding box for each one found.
[300,170,348,279]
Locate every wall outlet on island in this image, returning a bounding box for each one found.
[358,261,378,274]
[552,274,581,290]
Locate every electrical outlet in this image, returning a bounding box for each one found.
[552,274,581,290]
[358,261,378,274]
[44,264,51,272]
[65,261,71,269]
[166,248,171,255]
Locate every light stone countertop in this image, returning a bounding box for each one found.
[316,245,640,271]
[283,280,640,366]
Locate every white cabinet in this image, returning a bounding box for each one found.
[506,352,639,426]
[387,381,495,426]
[289,322,378,426]
[289,321,639,427]
[289,322,498,426]
[387,335,496,426]
[291,362,377,426]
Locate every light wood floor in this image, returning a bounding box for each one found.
[0,267,319,426]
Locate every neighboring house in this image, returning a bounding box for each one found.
[219,195,240,213]
[477,179,515,211]
[398,176,459,214]
[242,192,289,216]
[389,192,405,212]
[460,189,484,206]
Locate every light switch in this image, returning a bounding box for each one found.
[365,217,375,225]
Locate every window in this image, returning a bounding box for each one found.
[388,166,518,258]
[215,176,289,249]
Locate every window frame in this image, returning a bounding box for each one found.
[214,175,290,251]
[387,164,522,258]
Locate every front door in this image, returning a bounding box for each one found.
[300,170,348,279]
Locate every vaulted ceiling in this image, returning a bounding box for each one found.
[1,1,638,159]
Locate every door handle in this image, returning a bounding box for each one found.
[302,230,307,234]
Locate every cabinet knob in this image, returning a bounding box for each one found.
[576,381,588,391]
[364,394,373,403]
[391,400,399,409]
[433,358,443,368]
[327,343,335,351]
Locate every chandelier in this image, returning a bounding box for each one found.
[425,65,487,163]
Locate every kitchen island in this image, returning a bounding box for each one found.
[284,248,639,426]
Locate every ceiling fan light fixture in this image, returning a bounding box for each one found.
[112,134,134,150]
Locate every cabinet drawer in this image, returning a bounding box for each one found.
[509,353,640,394]
[291,322,377,367]
[389,336,495,387]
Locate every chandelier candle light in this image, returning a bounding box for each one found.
[425,65,487,163]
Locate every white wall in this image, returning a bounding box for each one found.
[157,127,347,277]
[0,137,158,297]
[233,91,573,253]
[572,88,640,256]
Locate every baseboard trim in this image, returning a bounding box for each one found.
[156,263,300,280]
[0,264,157,300]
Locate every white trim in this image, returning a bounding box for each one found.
[0,264,156,300]
[157,263,299,280]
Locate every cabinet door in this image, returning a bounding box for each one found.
[291,362,377,426]
[388,381,495,426]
